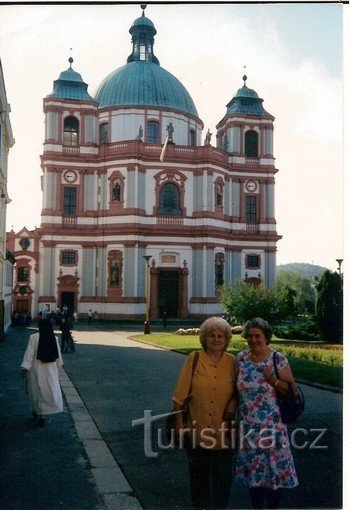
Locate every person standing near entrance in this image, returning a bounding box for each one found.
[88,309,92,325]
[20,319,63,427]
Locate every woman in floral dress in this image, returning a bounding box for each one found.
[235,318,298,509]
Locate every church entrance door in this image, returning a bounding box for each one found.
[60,292,75,316]
[158,271,179,318]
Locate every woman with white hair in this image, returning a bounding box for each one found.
[172,316,237,510]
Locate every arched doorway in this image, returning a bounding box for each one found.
[57,273,79,316]
[150,262,189,319]
[158,270,179,317]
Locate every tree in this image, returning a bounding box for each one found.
[276,269,316,314]
[315,270,343,343]
[221,280,287,325]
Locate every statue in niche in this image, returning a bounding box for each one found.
[110,259,120,286]
[204,129,212,146]
[136,125,143,140]
[113,181,121,201]
[166,121,174,142]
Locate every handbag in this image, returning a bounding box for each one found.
[273,351,305,424]
[166,351,200,445]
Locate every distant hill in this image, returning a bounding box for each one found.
[277,263,328,279]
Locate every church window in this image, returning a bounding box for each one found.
[63,116,79,146]
[140,44,146,61]
[246,195,257,223]
[190,129,196,146]
[19,238,30,250]
[158,183,181,215]
[17,267,29,282]
[146,121,160,143]
[246,254,260,269]
[100,123,109,144]
[63,187,77,215]
[62,251,77,265]
[245,130,258,157]
[215,253,225,288]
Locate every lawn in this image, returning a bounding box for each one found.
[132,333,343,389]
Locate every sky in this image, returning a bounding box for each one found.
[0,1,345,271]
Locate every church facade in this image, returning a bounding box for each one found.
[8,9,281,320]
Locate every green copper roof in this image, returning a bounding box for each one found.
[95,61,198,116]
[95,10,198,116]
[47,60,95,102]
[226,76,271,116]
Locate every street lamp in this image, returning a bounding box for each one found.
[143,255,152,334]
[336,259,343,275]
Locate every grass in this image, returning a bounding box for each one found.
[132,333,343,389]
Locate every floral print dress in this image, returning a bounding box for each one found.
[235,349,298,489]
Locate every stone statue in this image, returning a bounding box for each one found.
[204,129,212,146]
[166,121,174,142]
[136,125,143,141]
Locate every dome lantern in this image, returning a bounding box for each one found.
[127,5,159,65]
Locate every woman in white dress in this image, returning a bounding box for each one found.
[20,319,63,427]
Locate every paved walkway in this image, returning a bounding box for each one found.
[0,325,343,509]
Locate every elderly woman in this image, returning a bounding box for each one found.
[235,318,298,509]
[172,316,237,510]
[20,319,63,427]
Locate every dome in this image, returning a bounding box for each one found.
[47,59,95,102]
[131,15,155,30]
[225,76,271,116]
[95,61,198,116]
[94,9,198,117]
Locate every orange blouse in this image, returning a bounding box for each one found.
[172,350,235,449]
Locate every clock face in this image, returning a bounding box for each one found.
[246,180,257,192]
[64,170,78,183]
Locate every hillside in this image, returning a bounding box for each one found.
[277,262,328,279]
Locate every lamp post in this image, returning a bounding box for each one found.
[336,259,343,275]
[143,255,152,334]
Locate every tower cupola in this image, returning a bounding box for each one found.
[47,58,95,102]
[127,5,159,64]
[225,75,270,116]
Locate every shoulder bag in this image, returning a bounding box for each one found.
[273,351,305,424]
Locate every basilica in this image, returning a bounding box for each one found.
[7,7,281,320]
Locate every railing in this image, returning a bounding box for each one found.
[245,157,259,165]
[63,145,80,156]
[98,140,229,165]
[246,222,259,233]
[62,216,78,227]
[157,216,184,225]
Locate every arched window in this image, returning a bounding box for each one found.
[245,130,258,157]
[63,116,79,146]
[190,129,196,147]
[158,183,181,215]
[100,123,109,144]
[146,121,160,143]
[17,267,29,282]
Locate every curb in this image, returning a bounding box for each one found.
[128,336,343,394]
[59,367,143,510]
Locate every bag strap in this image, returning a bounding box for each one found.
[187,351,200,398]
[273,350,294,398]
